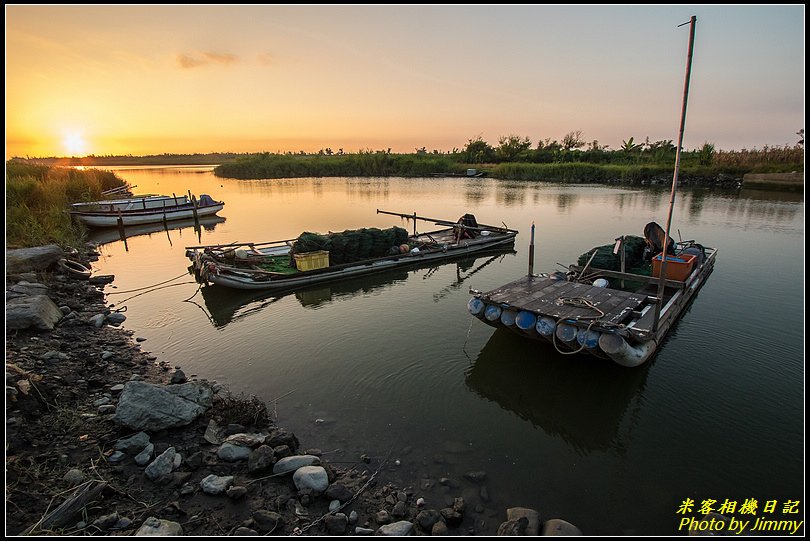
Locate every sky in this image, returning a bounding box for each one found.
[4,4,805,158]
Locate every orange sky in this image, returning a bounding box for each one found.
[5,5,805,158]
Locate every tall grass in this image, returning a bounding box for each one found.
[6,162,127,248]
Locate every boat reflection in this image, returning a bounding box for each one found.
[465,330,650,455]
[192,248,516,328]
[87,215,226,248]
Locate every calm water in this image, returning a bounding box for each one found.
[89,166,804,535]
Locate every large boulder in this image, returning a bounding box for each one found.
[6,245,63,274]
[113,381,213,431]
[6,295,63,331]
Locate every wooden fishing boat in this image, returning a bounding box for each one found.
[185,209,518,291]
[70,193,224,228]
[468,226,716,367]
[469,16,713,368]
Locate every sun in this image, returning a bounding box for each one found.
[62,131,89,156]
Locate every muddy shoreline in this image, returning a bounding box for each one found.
[6,244,581,536]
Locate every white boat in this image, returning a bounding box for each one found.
[70,193,224,228]
[186,210,518,291]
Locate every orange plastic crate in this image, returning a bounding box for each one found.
[652,253,696,281]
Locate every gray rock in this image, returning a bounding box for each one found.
[542,518,583,535]
[226,486,247,499]
[89,314,106,328]
[170,369,186,384]
[97,404,116,415]
[329,499,341,512]
[134,443,155,466]
[325,513,348,534]
[292,465,329,494]
[432,521,449,535]
[92,512,120,530]
[10,282,50,296]
[440,507,462,527]
[392,501,407,518]
[349,510,358,524]
[115,431,151,455]
[272,454,320,475]
[217,442,251,462]
[106,312,126,326]
[355,527,375,535]
[107,451,126,464]
[6,245,63,273]
[376,521,414,536]
[464,470,487,483]
[200,474,234,495]
[144,447,177,482]
[376,510,392,525]
[416,509,443,531]
[233,527,259,535]
[6,295,63,331]
[135,516,183,536]
[62,468,85,486]
[113,381,212,431]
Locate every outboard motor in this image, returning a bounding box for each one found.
[643,221,676,261]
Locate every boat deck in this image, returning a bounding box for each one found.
[482,275,650,326]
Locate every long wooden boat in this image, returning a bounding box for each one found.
[469,16,711,368]
[185,210,518,291]
[70,193,224,228]
[468,230,716,367]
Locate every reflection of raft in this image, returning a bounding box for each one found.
[469,228,716,367]
[466,330,649,453]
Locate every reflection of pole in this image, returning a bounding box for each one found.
[528,222,535,277]
[653,15,696,333]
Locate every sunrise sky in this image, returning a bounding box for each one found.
[4,4,805,158]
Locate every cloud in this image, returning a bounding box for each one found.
[177,51,239,69]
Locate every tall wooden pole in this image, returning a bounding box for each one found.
[653,15,696,333]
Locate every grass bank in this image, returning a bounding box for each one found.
[6,162,127,248]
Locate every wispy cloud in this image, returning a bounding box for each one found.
[177,51,239,69]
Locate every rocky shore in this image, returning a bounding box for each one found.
[6,244,582,536]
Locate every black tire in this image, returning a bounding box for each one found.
[58,258,91,280]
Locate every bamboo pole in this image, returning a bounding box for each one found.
[653,15,696,333]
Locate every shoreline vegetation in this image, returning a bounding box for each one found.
[5,135,803,249]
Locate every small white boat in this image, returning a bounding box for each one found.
[186,210,518,291]
[70,193,224,228]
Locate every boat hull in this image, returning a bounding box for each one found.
[206,235,516,291]
[71,203,224,228]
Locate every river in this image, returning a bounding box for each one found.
[87,165,804,535]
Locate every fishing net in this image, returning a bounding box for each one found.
[291,226,409,267]
[577,235,647,271]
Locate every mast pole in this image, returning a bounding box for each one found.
[653,15,696,333]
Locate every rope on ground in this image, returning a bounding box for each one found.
[115,282,197,306]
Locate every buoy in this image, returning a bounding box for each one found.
[577,329,601,349]
[593,278,609,288]
[468,297,484,316]
[58,258,91,280]
[515,311,537,332]
[536,316,556,337]
[555,322,578,343]
[484,304,502,321]
[500,310,517,327]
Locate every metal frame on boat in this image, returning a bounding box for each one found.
[70,193,224,228]
[185,210,518,291]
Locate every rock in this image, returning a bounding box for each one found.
[376,520,414,536]
[325,482,354,502]
[432,521,449,535]
[107,451,126,464]
[217,442,251,462]
[440,507,463,527]
[542,518,583,535]
[392,501,407,518]
[247,445,276,473]
[200,474,234,495]
[375,510,391,524]
[266,429,298,451]
[106,312,126,326]
[135,443,155,466]
[505,507,540,536]
[10,282,50,296]
[233,527,259,535]
[89,314,106,328]
[464,470,487,483]
[89,275,115,285]
[113,381,212,431]
[416,509,443,531]
[292,465,329,494]
[226,486,247,499]
[6,295,63,331]
[62,468,85,486]
[170,369,186,384]
[145,447,177,482]
[272,454,320,475]
[349,510,358,524]
[497,517,528,535]
[97,404,116,415]
[329,500,341,512]
[355,527,375,535]
[135,516,183,536]
[252,510,284,532]
[92,512,120,530]
[325,513,348,534]
[224,432,266,447]
[6,245,63,273]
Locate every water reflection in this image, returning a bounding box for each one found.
[87,215,226,249]
[193,248,516,328]
[465,330,649,456]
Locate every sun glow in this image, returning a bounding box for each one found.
[62,131,89,156]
